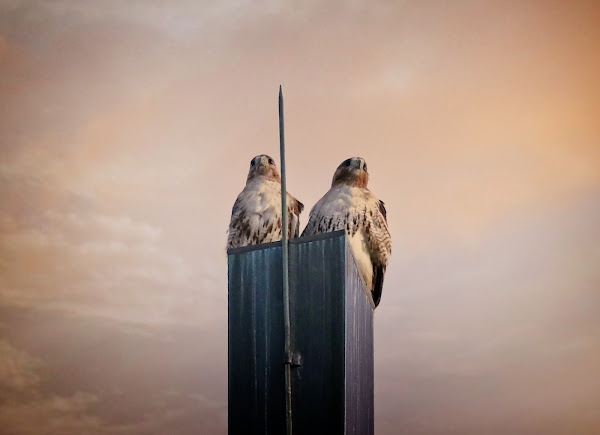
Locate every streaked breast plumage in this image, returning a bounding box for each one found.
[302,157,391,307]
[227,154,304,250]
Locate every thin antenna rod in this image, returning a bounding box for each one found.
[279,85,293,435]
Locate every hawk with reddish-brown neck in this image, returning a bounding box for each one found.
[227,154,304,250]
[302,157,391,307]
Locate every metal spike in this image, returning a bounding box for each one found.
[279,85,293,435]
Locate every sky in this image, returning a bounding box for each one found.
[0,0,599,433]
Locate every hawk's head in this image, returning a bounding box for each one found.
[247,154,281,183]
[332,157,369,188]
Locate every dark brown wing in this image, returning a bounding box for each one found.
[366,198,391,307]
[226,195,249,249]
[288,197,304,238]
[378,200,387,223]
[372,264,386,307]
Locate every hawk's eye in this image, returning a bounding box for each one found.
[268,158,274,165]
[342,158,352,167]
[363,163,367,172]
[250,160,255,166]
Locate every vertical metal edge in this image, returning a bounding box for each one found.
[342,234,348,434]
[227,254,232,434]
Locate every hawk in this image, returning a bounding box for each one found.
[302,157,391,307]
[227,154,304,250]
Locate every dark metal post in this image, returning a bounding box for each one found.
[279,85,293,435]
[227,233,375,434]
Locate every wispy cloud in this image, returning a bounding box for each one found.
[0,339,102,434]
[0,339,41,392]
[0,208,202,325]
[0,329,227,434]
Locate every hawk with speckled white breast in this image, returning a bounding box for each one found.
[227,154,304,250]
[302,157,391,307]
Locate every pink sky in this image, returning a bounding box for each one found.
[1,1,599,433]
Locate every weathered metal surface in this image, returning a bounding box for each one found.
[228,242,286,433]
[227,231,374,434]
[289,232,347,434]
[344,245,375,435]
